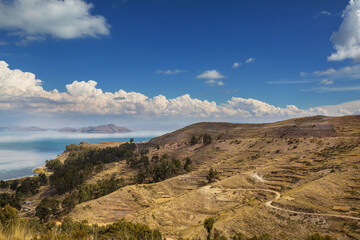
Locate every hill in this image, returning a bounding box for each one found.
[2,115,360,239]
[58,124,131,133]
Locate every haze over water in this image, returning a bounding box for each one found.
[0,130,168,180]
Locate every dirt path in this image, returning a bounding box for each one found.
[233,188,360,221]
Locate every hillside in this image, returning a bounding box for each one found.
[2,115,360,239]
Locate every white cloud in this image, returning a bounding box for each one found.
[0,41,8,46]
[301,85,360,92]
[205,79,224,87]
[318,100,360,115]
[313,68,337,76]
[197,70,225,79]
[156,69,187,75]
[1,61,359,119]
[267,80,313,85]
[232,62,241,68]
[320,79,334,85]
[320,11,332,16]
[328,0,360,61]
[313,65,360,80]
[318,11,332,17]
[245,58,255,63]
[0,0,110,44]
[300,72,308,77]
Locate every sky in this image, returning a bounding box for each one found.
[0,0,360,129]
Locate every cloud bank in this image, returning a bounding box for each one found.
[0,0,110,44]
[328,0,360,61]
[0,61,359,120]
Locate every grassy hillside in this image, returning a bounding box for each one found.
[1,115,360,239]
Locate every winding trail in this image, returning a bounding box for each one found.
[233,188,360,221]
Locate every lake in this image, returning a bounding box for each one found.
[0,130,169,180]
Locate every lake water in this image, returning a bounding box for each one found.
[0,130,169,180]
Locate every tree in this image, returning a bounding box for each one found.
[38,173,48,185]
[204,217,215,240]
[190,136,199,145]
[203,134,212,145]
[0,204,18,227]
[10,180,18,190]
[62,194,77,214]
[35,198,60,222]
[184,157,193,172]
[206,167,220,183]
[130,138,134,143]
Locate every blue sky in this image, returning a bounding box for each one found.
[0,0,359,128]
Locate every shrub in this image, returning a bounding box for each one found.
[35,198,60,222]
[190,136,199,145]
[203,134,212,145]
[204,217,215,240]
[206,167,220,183]
[184,157,193,172]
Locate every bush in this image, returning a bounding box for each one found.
[35,198,60,222]
[0,193,21,210]
[203,134,212,145]
[0,205,18,227]
[184,157,193,172]
[206,167,220,183]
[190,136,199,145]
[204,217,215,240]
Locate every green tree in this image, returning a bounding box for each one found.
[62,194,77,214]
[206,167,220,183]
[184,157,193,172]
[204,217,215,240]
[190,136,199,145]
[203,134,212,145]
[35,198,60,222]
[0,204,18,227]
[38,173,48,185]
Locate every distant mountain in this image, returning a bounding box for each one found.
[0,126,47,132]
[57,127,77,133]
[58,124,131,133]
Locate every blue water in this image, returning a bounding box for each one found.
[0,130,168,180]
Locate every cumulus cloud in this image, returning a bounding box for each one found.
[320,79,334,85]
[1,61,359,120]
[232,62,241,68]
[328,0,360,61]
[197,70,225,79]
[205,79,224,86]
[245,58,255,63]
[156,69,187,75]
[318,100,360,115]
[0,0,110,44]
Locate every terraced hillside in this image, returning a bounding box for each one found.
[61,115,360,239]
[12,115,360,239]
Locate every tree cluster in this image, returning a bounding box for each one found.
[127,154,192,184]
[62,177,125,214]
[47,143,136,194]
